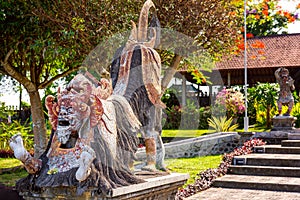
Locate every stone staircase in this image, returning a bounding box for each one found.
[213,140,300,192]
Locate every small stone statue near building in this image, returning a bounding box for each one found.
[275,67,295,116]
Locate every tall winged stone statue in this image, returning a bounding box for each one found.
[110,0,167,171]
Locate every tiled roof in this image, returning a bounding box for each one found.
[215,33,300,70]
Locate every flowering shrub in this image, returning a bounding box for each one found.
[0,149,14,158]
[214,88,245,118]
[248,82,279,128]
[175,138,266,199]
[291,102,300,128]
[189,69,206,84]
[233,0,300,56]
[162,89,212,129]
[245,0,299,36]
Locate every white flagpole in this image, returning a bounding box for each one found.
[244,0,249,131]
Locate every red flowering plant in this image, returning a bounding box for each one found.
[245,0,299,36]
[189,69,206,84]
[214,88,246,119]
[185,50,214,85]
[233,0,300,55]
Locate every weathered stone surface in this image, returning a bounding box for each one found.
[272,116,297,131]
[253,131,288,139]
[19,173,189,200]
[287,129,300,140]
[136,132,247,160]
[252,129,300,143]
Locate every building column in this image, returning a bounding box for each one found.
[228,72,231,87]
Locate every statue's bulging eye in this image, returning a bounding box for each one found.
[67,107,73,113]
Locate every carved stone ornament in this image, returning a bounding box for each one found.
[110,0,167,172]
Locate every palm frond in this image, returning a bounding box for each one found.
[208,116,239,132]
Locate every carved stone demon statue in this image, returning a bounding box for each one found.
[111,0,166,171]
[9,72,144,196]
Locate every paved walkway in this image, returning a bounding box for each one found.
[185,187,300,200]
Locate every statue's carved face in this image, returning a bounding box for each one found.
[56,75,94,147]
[49,74,105,148]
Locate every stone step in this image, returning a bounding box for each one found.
[254,145,300,154]
[288,133,300,140]
[233,153,300,167]
[185,188,300,200]
[213,174,300,192]
[282,140,300,147]
[228,165,300,177]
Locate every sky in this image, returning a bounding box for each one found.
[1,0,300,108]
[288,22,300,33]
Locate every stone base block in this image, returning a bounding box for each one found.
[288,129,300,140]
[272,116,297,131]
[252,131,288,144]
[19,173,189,200]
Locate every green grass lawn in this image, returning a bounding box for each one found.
[0,158,27,186]
[0,169,27,186]
[161,127,270,138]
[0,155,223,187]
[237,127,271,132]
[0,158,22,168]
[162,129,215,137]
[165,155,222,186]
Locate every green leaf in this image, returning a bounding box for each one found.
[208,116,238,132]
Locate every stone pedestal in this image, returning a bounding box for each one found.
[19,173,189,200]
[288,129,300,140]
[272,116,297,131]
[251,116,298,144]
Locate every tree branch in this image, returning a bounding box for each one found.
[38,67,79,89]
[161,54,182,93]
[3,49,14,64]
[1,49,36,93]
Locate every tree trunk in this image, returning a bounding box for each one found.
[19,83,22,120]
[161,54,182,93]
[266,104,271,128]
[28,90,47,158]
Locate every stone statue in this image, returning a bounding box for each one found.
[275,67,295,116]
[110,0,167,171]
[10,72,144,196]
